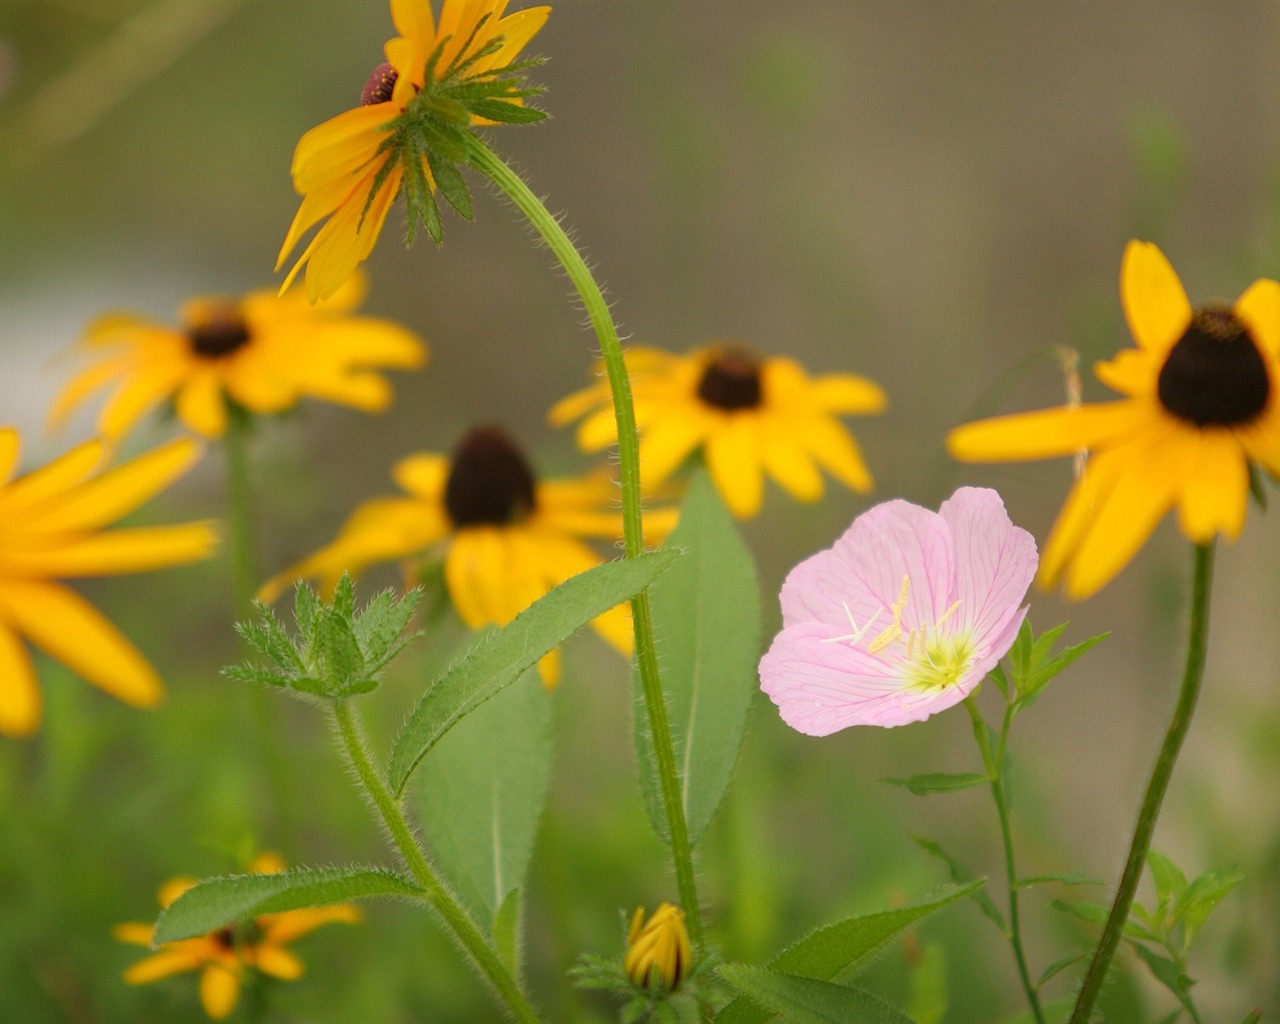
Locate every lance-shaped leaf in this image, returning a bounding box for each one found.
[417,668,552,927]
[634,468,760,843]
[718,966,919,1024]
[154,867,421,943]
[715,881,983,1024]
[389,550,679,795]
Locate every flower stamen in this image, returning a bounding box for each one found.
[868,575,910,653]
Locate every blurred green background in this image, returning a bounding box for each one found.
[3,1,1280,1020]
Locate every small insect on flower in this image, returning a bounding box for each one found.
[759,487,1037,734]
[624,903,691,992]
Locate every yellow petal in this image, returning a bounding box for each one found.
[1175,429,1248,541]
[479,6,551,75]
[391,0,436,50]
[1093,348,1157,398]
[1120,240,1191,355]
[705,415,763,518]
[637,415,706,489]
[808,373,888,414]
[760,422,824,503]
[37,437,203,533]
[0,428,18,485]
[548,381,607,427]
[575,405,621,451]
[303,163,402,304]
[0,622,40,737]
[803,415,874,494]
[0,580,163,708]
[97,360,191,440]
[253,944,304,981]
[392,453,449,499]
[200,964,241,1020]
[123,946,205,984]
[948,401,1144,462]
[46,356,134,433]
[289,104,394,191]
[0,438,103,516]
[175,370,230,438]
[0,523,217,578]
[112,922,155,947]
[444,528,523,628]
[1234,277,1280,357]
[263,904,361,945]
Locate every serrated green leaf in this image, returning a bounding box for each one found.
[417,669,552,925]
[235,606,304,674]
[154,867,420,943]
[222,664,290,688]
[293,581,322,643]
[353,587,422,675]
[717,966,918,1024]
[315,607,363,691]
[912,836,1004,932]
[332,574,355,621]
[715,882,981,1024]
[634,469,759,844]
[389,550,679,794]
[881,772,990,796]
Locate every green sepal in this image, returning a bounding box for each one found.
[880,772,990,796]
[154,866,420,943]
[717,966,918,1024]
[428,147,475,221]
[467,99,547,124]
[389,550,679,795]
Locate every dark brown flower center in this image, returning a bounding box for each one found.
[212,927,236,951]
[696,347,762,410]
[361,62,398,106]
[187,305,251,359]
[1157,306,1270,427]
[443,426,537,527]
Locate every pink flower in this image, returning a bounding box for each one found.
[759,487,1037,734]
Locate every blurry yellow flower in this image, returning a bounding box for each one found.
[260,425,672,688]
[624,903,691,991]
[551,343,886,519]
[277,0,551,302]
[949,241,1280,599]
[49,274,425,441]
[0,429,215,737]
[115,852,361,1021]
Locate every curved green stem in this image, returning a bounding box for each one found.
[1070,541,1215,1024]
[330,699,544,1024]
[965,698,1044,1024]
[464,133,703,947]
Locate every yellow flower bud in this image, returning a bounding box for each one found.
[624,903,691,991]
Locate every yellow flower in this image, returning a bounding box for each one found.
[277,0,551,302]
[949,240,1280,599]
[115,853,361,1021]
[550,343,887,519]
[49,274,425,441]
[624,903,691,991]
[0,429,216,737]
[260,425,673,688]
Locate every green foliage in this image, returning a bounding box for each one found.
[389,550,679,795]
[717,965,919,1024]
[154,867,421,943]
[416,668,553,927]
[881,772,990,796]
[224,577,421,700]
[1004,620,1108,710]
[905,942,947,1024]
[634,468,760,844]
[714,882,983,1024]
[912,836,1005,933]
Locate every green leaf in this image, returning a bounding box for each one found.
[1130,942,1196,1017]
[292,581,322,642]
[715,882,982,1024]
[1020,628,1108,704]
[416,669,552,924]
[1147,849,1188,908]
[315,607,364,690]
[1049,898,1108,925]
[1017,871,1103,889]
[634,469,760,843]
[389,550,679,794]
[154,866,420,943]
[1035,949,1086,987]
[913,836,1004,932]
[717,966,918,1024]
[353,587,422,675]
[881,772,990,796]
[428,148,474,221]
[493,887,522,978]
[1239,1010,1263,1024]
[234,604,304,675]
[906,942,947,1024]
[1178,864,1243,946]
[467,99,547,124]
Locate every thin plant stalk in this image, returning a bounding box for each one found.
[965,697,1045,1024]
[330,699,545,1024]
[1069,541,1215,1024]
[464,133,703,947]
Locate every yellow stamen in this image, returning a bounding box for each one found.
[868,575,909,653]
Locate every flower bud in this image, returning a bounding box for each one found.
[623,903,690,991]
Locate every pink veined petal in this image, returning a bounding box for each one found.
[935,487,1037,644]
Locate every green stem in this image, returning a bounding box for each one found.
[330,699,544,1024]
[465,133,703,947]
[223,402,259,620]
[1070,541,1215,1024]
[965,698,1044,1024]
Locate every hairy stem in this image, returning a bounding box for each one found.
[1070,541,1215,1024]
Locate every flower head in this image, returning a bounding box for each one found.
[551,343,886,519]
[277,0,552,302]
[49,275,425,441]
[759,487,1036,734]
[948,241,1280,598]
[260,425,673,688]
[115,853,360,1020]
[624,903,691,991]
[0,428,216,737]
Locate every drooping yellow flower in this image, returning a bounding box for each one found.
[624,903,691,991]
[277,0,552,302]
[0,429,216,736]
[115,852,361,1021]
[48,274,425,441]
[260,425,673,688]
[949,240,1280,599]
[550,344,887,519]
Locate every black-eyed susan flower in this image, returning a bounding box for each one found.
[277,0,551,302]
[624,903,691,991]
[115,853,360,1021]
[259,425,673,688]
[550,343,887,519]
[948,241,1280,599]
[48,275,425,441]
[0,429,216,737]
